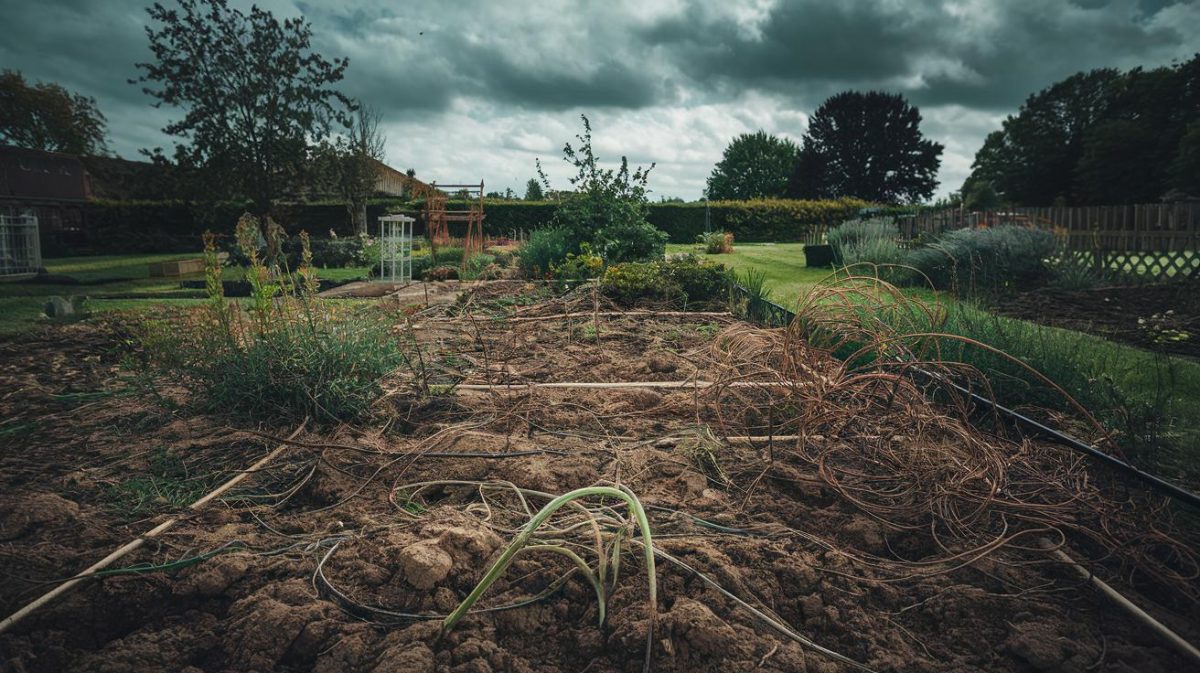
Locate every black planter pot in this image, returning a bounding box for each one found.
[804,244,835,268]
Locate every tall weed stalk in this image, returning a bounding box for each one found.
[143,214,411,423]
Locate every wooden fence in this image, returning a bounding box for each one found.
[898,203,1200,281]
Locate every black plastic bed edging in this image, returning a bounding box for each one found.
[728,284,1200,511]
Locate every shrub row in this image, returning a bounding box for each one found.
[826,220,1060,295]
[46,197,872,255]
[647,197,869,242]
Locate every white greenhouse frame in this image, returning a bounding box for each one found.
[0,212,41,280]
[378,214,414,283]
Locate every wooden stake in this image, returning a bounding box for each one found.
[0,421,307,635]
[1039,539,1200,665]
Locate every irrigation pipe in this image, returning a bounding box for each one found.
[454,380,795,391]
[0,420,308,635]
[654,435,803,446]
[505,310,732,323]
[915,368,1200,510]
[1039,539,1200,664]
[730,285,1200,511]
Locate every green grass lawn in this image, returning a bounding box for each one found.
[0,254,372,336]
[41,253,201,282]
[668,242,834,305]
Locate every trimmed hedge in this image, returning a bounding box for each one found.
[648,197,869,242]
[44,199,418,256]
[44,196,871,255]
[412,197,871,242]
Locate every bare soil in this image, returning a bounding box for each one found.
[0,282,1197,673]
[993,281,1200,358]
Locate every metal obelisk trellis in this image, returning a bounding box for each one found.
[0,212,42,280]
[377,214,414,283]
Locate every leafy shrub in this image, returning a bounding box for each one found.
[292,235,377,268]
[431,246,465,266]
[539,115,668,265]
[519,226,573,277]
[660,255,729,304]
[601,262,680,305]
[907,225,1057,294]
[140,220,410,423]
[227,233,379,271]
[409,255,432,280]
[486,248,516,269]
[589,215,668,263]
[824,218,911,283]
[827,218,900,264]
[462,253,498,280]
[601,255,729,307]
[402,246,467,280]
[697,231,734,254]
[552,244,604,282]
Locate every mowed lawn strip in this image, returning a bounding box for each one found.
[0,253,373,335]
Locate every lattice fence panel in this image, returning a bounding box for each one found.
[1105,250,1199,282]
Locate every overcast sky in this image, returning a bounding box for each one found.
[2,0,1197,200]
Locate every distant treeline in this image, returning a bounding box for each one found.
[963,54,1200,206]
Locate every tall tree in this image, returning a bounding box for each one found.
[523,178,545,200]
[964,69,1121,205]
[316,103,385,235]
[0,70,108,155]
[134,0,350,213]
[959,58,1200,205]
[1076,57,1199,203]
[705,130,799,200]
[1168,122,1200,195]
[787,91,943,204]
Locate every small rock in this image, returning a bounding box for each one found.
[399,540,453,590]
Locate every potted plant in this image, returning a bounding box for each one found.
[804,242,834,268]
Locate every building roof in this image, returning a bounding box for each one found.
[0,145,433,204]
[371,158,436,196]
[0,145,92,202]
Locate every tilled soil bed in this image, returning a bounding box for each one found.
[1,283,1197,673]
[993,281,1200,358]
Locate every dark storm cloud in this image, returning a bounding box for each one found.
[0,0,149,107]
[304,4,667,118]
[1,0,1197,197]
[643,2,929,84]
[327,36,664,119]
[460,50,663,110]
[640,0,1197,111]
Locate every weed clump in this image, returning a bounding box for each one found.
[140,215,410,423]
[697,230,734,254]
